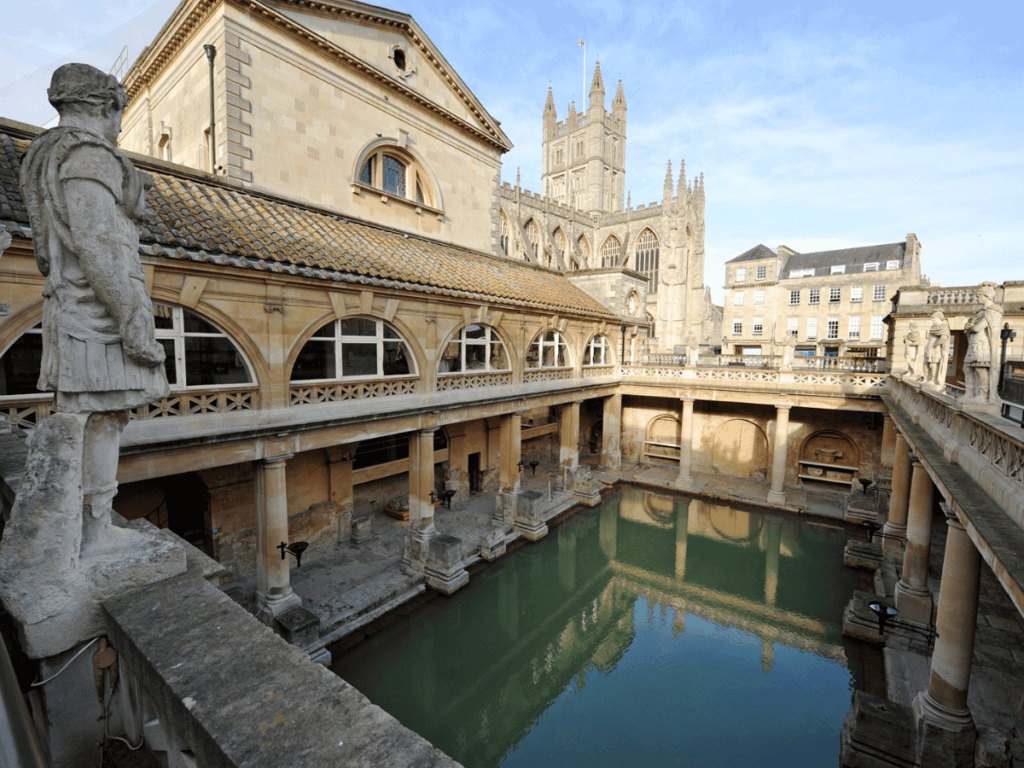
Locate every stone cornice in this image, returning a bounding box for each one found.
[123,0,512,153]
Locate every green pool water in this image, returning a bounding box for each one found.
[333,487,860,767]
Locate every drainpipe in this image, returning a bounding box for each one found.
[620,323,626,365]
[203,44,217,173]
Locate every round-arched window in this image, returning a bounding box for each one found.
[584,335,611,366]
[291,318,414,382]
[154,304,253,389]
[358,148,433,206]
[528,330,569,368]
[440,325,508,374]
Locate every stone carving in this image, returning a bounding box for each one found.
[903,321,920,379]
[684,335,699,368]
[963,282,1002,406]
[0,231,11,316]
[779,334,795,371]
[923,310,950,390]
[0,64,182,658]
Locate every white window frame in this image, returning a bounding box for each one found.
[736,267,746,283]
[806,318,818,340]
[756,265,767,280]
[851,286,863,302]
[528,330,570,369]
[754,289,765,305]
[830,265,845,275]
[789,290,800,305]
[292,318,416,383]
[753,317,764,336]
[583,335,611,366]
[809,289,820,305]
[440,324,509,375]
[873,284,886,301]
[732,319,743,335]
[787,317,799,337]
[827,316,839,340]
[829,287,841,303]
[871,315,884,341]
[155,304,255,391]
[734,292,745,306]
[863,262,879,272]
[848,316,861,340]
[886,260,900,270]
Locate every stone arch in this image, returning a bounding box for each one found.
[644,414,681,463]
[798,430,859,471]
[437,322,514,375]
[551,226,568,270]
[576,234,592,267]
[499,210,511,257]
[711,418,769,480]
[352,136,443,210]
[524,218,541,263]
[632,227,660,291]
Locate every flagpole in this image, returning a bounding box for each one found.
[578,37,586,110]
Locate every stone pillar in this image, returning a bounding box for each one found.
[912,508,982,768]
[767,404,791,506]
[599,502,617,561]
[883,432,911,556]
[600,393,622,470]
[878,416,896,489]
[255,454,301,619]
[675,498,690,580]
[558,524,576,592]
[495,412,523,525]
[404,428,437,570]
[895,457,934,624]
[560,400,581,470]
[326,445,355,544]
[765,516,783,607]
[675,397,695,490]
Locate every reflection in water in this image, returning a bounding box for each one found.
[333,488,858,767]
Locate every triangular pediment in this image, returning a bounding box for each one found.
[260,0,510,149]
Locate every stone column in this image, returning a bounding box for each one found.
[599,502,617,561]
[883,432,911,556]
[600,394,622,470]
[767,404,791,506]
[326,445,355,544]
[404,428,437,570]
[495,412,523,525]
[255,454,301,619]
[895,457,934,624]
[912,508,982,768]
[560,400,581,470]
[878,416,896,490]
[675,396,695,490]
[558,524,576,592]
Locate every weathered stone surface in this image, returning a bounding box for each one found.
[480,527,508,561]
[276,606,321,647]
[425,534,469,595]
[103,574,460,767]
[845,540,884,570]
[351,515,373,545]
[839,691,916,768]
[514,490,548,541]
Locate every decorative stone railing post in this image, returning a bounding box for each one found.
[675,396,695,490]
[894,457,934,624]
[912,506,982,768]
[767,404,791,506]
[256,453,301,621]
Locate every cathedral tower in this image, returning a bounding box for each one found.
[541,63,626,214]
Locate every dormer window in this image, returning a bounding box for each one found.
[830,265,845,275]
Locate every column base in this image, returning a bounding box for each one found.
[600,451,621,470]
[424,534,469,595]
[895,579,934,625]
[515,490,549,541]
[766,489,786,506]
[913,692,976,768]
[675,475,694,491]
[402,526,436,572]
[257,588,302,623]
[839,691,917,768]
[494,489,517,526]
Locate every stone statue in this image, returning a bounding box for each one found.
[18,63,169,555]
[924,310,950,390]
[963,282,1002,406]
[779,333,796,371]
[0,231,11,316]
[684,335,699,368]
[904,321,920,379]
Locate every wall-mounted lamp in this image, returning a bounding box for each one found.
[868,601,936,646]
[862,520,904,549]
[868,601,898,635]
[858,478,874,495]
[528,461,540,475]
[278,541,309,568]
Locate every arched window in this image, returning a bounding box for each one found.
[601,235,620,267]
[524,219,540,261]
[577,235,591,267]
[439,325,508,374]
[358,147,433,206]
[583,335,611,366]
[527,330,568,368]
[291,318,414,382]
[635,229,660,291]
[154,304,254,389]
[647,312,656,339]
[0,323,43,396]
[499,212,511,257]
[553,228,567,268]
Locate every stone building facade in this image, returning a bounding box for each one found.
[723,236,928,359]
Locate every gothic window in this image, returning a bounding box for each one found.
[527,330,568,368]
[583,335,611,366]
[499,212,511,256]
[647,312,656,339]
[439,325,509,374]
[153,305,254,389]
[577,235,591,267]
[553,228,567,267]
[634,229,659,292]
[601,235,620,268]
[291,318,413,382]
[524,219,540,261]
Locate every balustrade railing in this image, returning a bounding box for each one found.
[523,368,573,383]
[582,365,616,378]
[927,287,977,305]
[289,377,417,405]
[436,372,513,391]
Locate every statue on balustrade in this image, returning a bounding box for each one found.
[924,310,950,391]
[17,63,168,556]
[963,282,1002,406]
[684,335,699,368]
[903,321,920,379]
[779,333,795,371]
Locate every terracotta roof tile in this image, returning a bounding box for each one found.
[0,131,614,319]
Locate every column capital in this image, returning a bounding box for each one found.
[940,501,965,529]
[775,402,793,412]
[418,426,438,436]
[260,453,293,467]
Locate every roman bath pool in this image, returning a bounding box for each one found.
[333,487,863,767]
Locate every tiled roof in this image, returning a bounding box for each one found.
[727,244,777,264]
[0,131,615,319]
[783,242,905,277]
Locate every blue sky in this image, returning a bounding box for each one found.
[1,0,1020,302]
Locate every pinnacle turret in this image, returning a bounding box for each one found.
[663,160,673,202]
[677,160,687,199]
[544,86,556,114]
[589,61,605,110]
[613,78,626,108]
